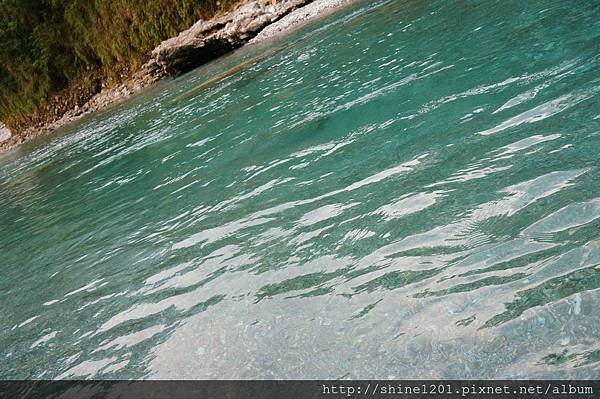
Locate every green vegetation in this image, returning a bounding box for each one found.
[0,0,240,130]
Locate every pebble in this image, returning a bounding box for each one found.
[572,293,582,315]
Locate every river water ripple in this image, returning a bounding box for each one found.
[0,0,599,379]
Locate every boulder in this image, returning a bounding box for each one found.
[0,123,11,142]
[148,0,310,75]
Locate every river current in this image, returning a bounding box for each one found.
[0,0,599,379]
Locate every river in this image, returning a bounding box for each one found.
[0,0,598,379]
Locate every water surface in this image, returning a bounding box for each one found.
[1,0,599,379]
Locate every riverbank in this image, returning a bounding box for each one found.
[0,0,354,154]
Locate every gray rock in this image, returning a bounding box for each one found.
[148,0,311,75]
[0,123,11,142]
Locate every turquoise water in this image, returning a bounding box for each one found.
[1,0,599,379]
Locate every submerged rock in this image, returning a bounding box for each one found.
[572,293,582,315]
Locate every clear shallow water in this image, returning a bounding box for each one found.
[1,0,599,379]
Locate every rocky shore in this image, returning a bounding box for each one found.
[0,0,354,154]
[250,0,353,43]
[0,123,10,142]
